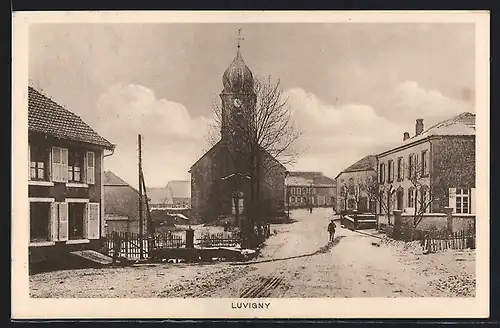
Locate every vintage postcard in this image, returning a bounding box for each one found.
[12,11,490,319]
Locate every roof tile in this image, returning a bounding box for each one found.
[28,86,114,149]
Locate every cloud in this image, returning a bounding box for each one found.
[284,87,403,178]
[283,81,473,179]
[376,80,472,125]
[93,84,210,187]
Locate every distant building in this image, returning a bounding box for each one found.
[286,172,336,209]
[165,180,191,207]
[335,155,377,213]
[189,46,286,223]
[103,171,148,234]
[28,86,115,264]
[147,181,190,209]
[376,112,476,227]
[146,186,170,209]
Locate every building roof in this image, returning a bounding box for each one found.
[103,171,142,195]
[335,155,377,179]
[166,180,191,199]
[378,112,476,157]
[28,86,114,149]
[286,171,335,186]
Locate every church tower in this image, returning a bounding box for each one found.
[220,39,257,144]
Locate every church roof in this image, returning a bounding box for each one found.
[222,49,254,94]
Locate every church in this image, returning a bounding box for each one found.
[189,43,286,225]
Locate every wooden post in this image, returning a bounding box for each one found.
[392,210,402,240]
[141,170,155,256]
[138,134,144,260]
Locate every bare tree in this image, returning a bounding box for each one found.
[363,178,395,224]
[338,182,349,212]
[406,157,433,228]
[208,75,302,240]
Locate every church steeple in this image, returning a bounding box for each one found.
[222,29,254,94]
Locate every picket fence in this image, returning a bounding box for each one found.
[421,230,475,253]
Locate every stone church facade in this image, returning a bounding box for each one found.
[189,47,286,224]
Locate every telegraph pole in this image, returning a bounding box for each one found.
[138,134,144,259]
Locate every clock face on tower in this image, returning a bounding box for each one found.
[233,98,242,108]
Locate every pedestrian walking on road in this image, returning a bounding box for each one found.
[327,219,336,242]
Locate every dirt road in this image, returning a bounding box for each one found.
[30,208,475,298]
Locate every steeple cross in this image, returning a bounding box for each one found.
[236,28,244,49]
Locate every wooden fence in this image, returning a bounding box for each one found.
[421,230,475,253]
[195,232,241,248]
[102,230,240,259]
[101,231,185,259]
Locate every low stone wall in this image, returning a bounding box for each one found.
[451,215,475,234]
[400,213,448,232]
[385,208,476,241]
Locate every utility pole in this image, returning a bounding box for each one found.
[138,134,144,259]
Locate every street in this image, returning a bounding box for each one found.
[30,208,475,298]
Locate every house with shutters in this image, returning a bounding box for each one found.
[375,112,476,227]
[28,86,115,265]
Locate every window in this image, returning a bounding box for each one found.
[408,188,415,208]
[331,196,335,204]
[408,154,417,179]
[68,149,84,183]
[290,196,295,203]
[68,202,86,240]
[456,188,470,214]
[397,157,403,181]
[30,202,51,242]
[29,144,50,181]
[297,197,301,203]
[379,163,385,183]
[232,197,244,215]
[421,150,428,176]
[388,160,394,182]
[302,188,307,195]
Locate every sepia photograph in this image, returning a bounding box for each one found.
[12,11,489,319]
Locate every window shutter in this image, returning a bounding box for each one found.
[50,202,59,241]
[51,147,61,182]
[448,187,457,213]
[28,145,31,181]
[58,202,69,241]
[86,151,95,185]
[87,203,100,239]
[470,188,476,214]
[61,148,69,182]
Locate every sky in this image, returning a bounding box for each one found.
[28,23,475,188]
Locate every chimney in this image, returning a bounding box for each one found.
[415,118,424,136]
[403,132,410,141]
